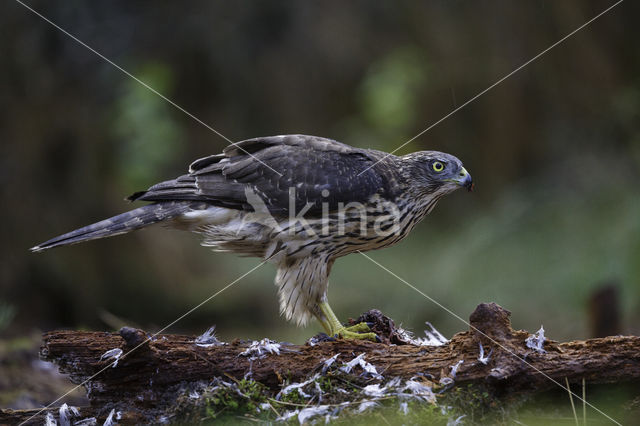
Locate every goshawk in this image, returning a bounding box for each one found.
[32,135,473,340]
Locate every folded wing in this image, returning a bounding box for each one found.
[130,134,394,216]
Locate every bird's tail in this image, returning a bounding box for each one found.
[30,202,193,252]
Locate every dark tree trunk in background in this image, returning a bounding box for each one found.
[588,282,621,337]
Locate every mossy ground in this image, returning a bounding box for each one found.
[169,373,508,424]
[167,374,639,425]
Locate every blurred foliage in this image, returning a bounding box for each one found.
[357,47,428,142]
[0,302,15,334]
[0,333,87,409]
[113,63,181,193]
[0,0,638,352]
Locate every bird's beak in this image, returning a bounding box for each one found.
[457,167,474,192]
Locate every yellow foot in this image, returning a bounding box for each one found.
[344,322,372,333]
[316,301,379,342]
[335,322,378,341]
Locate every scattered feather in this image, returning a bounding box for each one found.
[401,378,436,403]
[447,414,466,425]
[424,322,449,344]
[59,403,80,426]
[307,335,320,346]
[478,342,492,365]
[194,326,224,347]
[357,401,379,413]
[239,338,281,359]
[339,353,382,379]
[394,326,416,343]
[314,380,324,401]
[258,402,271,412]
[397,322,449,346]
[243,363,254,380]
[386,376,402,388]
[103,409,117,426]
[276,410,299,422]
[360,361,382,379]
[324,412,338,423]
[73,418,97,426]
[282,384,310,399]
[362,383,386,397]
[439,377,454,386]
[363,377,402,398]
[525,326,546,353]
[45,412,57,426]
[450,360,464,378]
[217,380,248,399]
[298,405,331,424]
[321,353,340,373]
[439,360,464,386]
[100,348,123,368]
[277,374,319,399]
[339,353,364,374]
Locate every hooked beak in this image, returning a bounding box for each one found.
[457,167,474,192]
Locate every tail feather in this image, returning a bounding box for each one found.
[30,202,193,252]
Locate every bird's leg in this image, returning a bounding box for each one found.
[317,301,378,341]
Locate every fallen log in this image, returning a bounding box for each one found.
[5,303,640,424]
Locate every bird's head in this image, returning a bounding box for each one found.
[402,151,473,194]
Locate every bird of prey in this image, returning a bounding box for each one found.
[32,135,473,340]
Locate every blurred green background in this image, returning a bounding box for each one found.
[1,0,639,352]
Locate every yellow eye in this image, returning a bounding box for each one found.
[432,161,444,172]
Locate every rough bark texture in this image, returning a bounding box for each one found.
[4,303,640,424]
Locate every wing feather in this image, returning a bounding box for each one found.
[129,135,396,216]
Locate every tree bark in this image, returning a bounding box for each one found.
[4,303,639,424]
